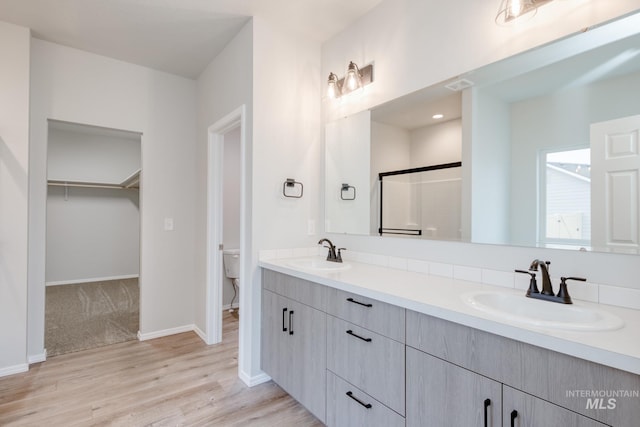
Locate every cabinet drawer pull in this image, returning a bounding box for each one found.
[484,398,491,427]
[346,329,372,342]
[346,391,372,409]
[289,310,294,335]
[346,297,373,308]
[282,308,288,332]
[510,410,518,427]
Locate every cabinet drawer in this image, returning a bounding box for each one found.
[327,371,404,427]
[327,315,405,415]
[262,269,326,310]
[326,287,405,342]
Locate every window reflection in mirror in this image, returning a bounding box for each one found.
[541,148,591,246]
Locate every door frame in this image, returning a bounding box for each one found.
[206,105,247,345]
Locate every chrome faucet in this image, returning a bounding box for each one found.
[515,259,586,304]
[318,238,344,263]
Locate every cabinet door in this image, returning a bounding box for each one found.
[261,289,293,391]
[262,289,326,423]
[503,386,608,427]
[406,347,501,427]
[289,298,327,423]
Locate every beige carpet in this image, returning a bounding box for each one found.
[45,278,139,357]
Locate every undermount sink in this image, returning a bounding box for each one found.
[463,291,624,332]
[287,258,351,272]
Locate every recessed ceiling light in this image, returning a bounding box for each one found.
[432,114,444,119]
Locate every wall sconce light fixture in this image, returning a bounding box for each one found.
[327,61,374,99]
[495,0,553,24]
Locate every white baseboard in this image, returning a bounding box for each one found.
[137,324,195,341]
[239,370,271,387]
[44,274,140,286]
[193,325,208,343]
[28,350,47,364]
[46,274,139,286]
[0,363,29,378]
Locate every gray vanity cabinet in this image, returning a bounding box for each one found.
[503,386,607,427]
[406,347,502,427]
[261,272,327,423]
[261,268,637,427]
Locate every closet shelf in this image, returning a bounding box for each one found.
[48,169,141,190]
[119,169,141,189]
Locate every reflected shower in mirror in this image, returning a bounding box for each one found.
[379,162,462,238]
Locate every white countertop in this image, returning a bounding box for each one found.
[259,256,640,376]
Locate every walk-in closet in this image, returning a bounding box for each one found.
[45,120,141,356]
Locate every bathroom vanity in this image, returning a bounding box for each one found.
[260,258,640,427]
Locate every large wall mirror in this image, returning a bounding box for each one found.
[325,11,640,254]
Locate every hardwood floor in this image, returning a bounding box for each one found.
[0,311,323,426]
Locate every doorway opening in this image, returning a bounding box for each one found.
[44,119,142,356]
[206,105,247,351]
[221,127,241,331]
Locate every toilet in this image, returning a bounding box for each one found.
[223,249,240,312]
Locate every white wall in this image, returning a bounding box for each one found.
[0,21,30,376]
[409,119,462,167]
[47,125,141,183]
[470,89,511,244]
[223,127,241,306]
[194,21,252,340]
[250,15,322,381]
[28,39,198,358]
[322,0,640,291]
[325,110,371,235]
[46,187,140,283]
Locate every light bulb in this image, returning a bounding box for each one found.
[344,62,362,92]
[510,0,522,17]
[327,73,340,99]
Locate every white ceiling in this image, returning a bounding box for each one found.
[372,85,462,130]
[0,0,382,78]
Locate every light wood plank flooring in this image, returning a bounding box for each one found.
[0,312,323,426]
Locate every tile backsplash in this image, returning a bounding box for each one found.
[259,247,640,311]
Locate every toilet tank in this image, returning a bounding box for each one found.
[223,249,240,279]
